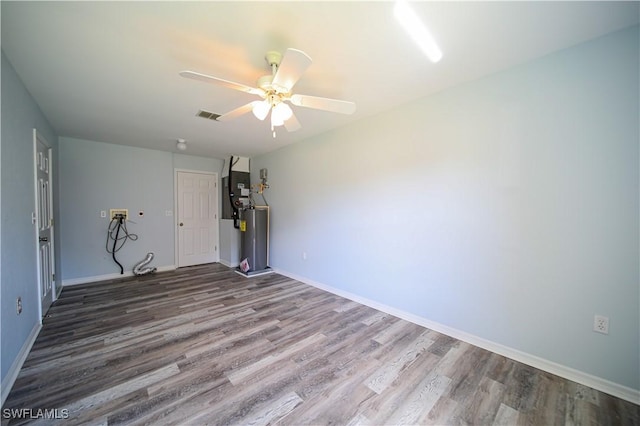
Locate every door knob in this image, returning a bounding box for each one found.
[39,236,49,242]
[179,223,184,227]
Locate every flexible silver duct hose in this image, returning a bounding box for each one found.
[133,252,157,276]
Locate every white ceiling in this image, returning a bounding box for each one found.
[2,1,638,159]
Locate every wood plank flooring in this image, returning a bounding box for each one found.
[2,263,638,425]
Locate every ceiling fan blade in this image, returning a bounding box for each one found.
[179,71,264,96]
[284,112,301,132]
[271,49,312,93]
[217,102,255,122]
[290,94,356,115]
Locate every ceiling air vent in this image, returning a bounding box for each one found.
[196,110,221,121]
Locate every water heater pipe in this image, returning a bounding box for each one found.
[229,156,240,229]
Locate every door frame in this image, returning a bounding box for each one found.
[33,128,56,320]
[174,169,220,267]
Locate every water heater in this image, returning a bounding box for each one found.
[237,206,272,277]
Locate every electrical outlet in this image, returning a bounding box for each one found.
[593,315,609,334]
[109,209,128,220]
[100,210,107,218]
[16,297,22,315]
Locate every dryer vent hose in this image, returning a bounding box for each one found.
[133,252,157,276]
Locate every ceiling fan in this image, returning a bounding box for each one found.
[180,48,356,137]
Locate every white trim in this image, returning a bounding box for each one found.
[219,259,239,268]
[62,265,177,287]
[1,322,41,407]
[174,169,220,268]
[234,268,274,278]
[33,128,55,320]
[275,268,640,405]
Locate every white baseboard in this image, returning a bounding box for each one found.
[219,259,239,268]
[62,265,176,287]
[1,321,41,407]
[275,268,640,405]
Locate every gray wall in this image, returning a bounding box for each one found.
[172,153,224,178]
[252,26,639,390]
[219,220,241,267]
[58,138,223,281]
[1,51,59,381]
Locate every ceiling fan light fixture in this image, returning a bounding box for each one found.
[394,0,443,63]
[271,110,285,128]
[252,100,271,120]
[270,102,292,128]
[273,102,293,122]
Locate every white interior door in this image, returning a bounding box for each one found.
[34,130,54,316]
[177,171,219,267]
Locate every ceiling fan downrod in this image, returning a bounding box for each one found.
[264,51,282,76]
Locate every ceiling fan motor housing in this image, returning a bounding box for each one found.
[264,51,282,67]
[257,75,275,92]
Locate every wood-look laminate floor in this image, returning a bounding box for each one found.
[2,263,638,425]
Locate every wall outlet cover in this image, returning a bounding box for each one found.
[593,315,609,334]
